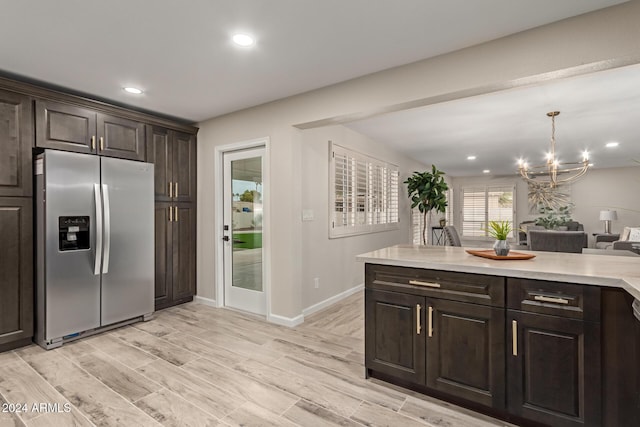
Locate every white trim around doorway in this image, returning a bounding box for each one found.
[214,137,272,321]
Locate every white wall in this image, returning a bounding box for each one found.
[196,1,640,322]
[569,166,640,245]
[449,166,640,247]
[301,125,427,310]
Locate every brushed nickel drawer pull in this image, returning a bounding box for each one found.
[99,137,104,151]
[534,295,569,305]
[428,306,434,338]
[175,206,178,222]
[169,182,173,198]
[512,320,518,356]
[91,136,96,150]
[168,206,173,222]
[409,280,441,288]
[416,304,422,335]
[175,182,178,198]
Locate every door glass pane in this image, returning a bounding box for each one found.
[231,157,263,291]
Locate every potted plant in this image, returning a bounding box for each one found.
[535,205,573,230]
[487,220,513,256]
[405,165,449,245]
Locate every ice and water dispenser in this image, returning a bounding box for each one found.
[58,216,90,251]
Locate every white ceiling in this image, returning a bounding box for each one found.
[345,62,640,177]
[0,0,627,122]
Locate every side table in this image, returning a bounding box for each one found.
[431,226,446,246]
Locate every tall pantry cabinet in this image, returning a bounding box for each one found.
[146,126,197,310]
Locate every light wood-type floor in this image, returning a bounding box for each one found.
[0,292,513,426]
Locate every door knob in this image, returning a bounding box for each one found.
[222,236,230,241]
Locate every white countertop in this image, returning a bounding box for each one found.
[357,245,640,300]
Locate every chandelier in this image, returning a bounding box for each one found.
[517,111,590,188]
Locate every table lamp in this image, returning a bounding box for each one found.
[599,210,617,234]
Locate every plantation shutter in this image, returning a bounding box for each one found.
[330,143,399,237]
[462,188,486,237]
[461,185,515,238]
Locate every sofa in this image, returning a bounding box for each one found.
[595,226,640,250]
[528,230,588,253]
[519,221,585,246]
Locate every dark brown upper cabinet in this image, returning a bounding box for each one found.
[36,99,146,161]
[0,89,33,197]
[97,113,146,161]
[146,125,196,203]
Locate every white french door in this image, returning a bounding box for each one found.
[222,147,266,315]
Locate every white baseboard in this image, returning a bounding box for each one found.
[198,284,363,328]
[302,283,364,317]
[268,313,305,328]
[194,295,218,308]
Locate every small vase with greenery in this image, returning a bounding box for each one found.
[405,165,449,245]
[487,220,513,256]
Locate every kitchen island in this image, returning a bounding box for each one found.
[358,245,640,427]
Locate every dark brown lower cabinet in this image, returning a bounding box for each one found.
[0,197,33,351]
[427,299,505,409]
[365,289,425,384]
[154,202,196,310]
[365,289,505,408]
[364,263,620,427]
[507,311,601,427]
[601,289,640,427]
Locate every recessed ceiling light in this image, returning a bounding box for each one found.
[467,156,476,160]
[605,141,619,148]
[483,169,490,174]
[232,33,255,47]
[123,87,143,94]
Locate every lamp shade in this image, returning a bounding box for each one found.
[599,210,618,221]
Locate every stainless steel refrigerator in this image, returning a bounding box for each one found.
[35,149,154,349]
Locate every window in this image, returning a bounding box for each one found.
[461,186,515,238]
[330,143,399,238]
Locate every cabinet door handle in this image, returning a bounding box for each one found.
[512,320,518,356]
[168,206,173,222]
[169,182,173,198]
[99,137,104,151]
[428,306,434,337]
[409,280,441,288]
[534,295,569,305]
[91,136,96,150]
[416,304,422,335]
[175,182,178,198]
[175,206,178,222]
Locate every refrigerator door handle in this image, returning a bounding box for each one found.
[102,184,111,274]
[94,184,103,275]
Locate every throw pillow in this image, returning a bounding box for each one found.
[621,227,631,241]
[627,227,640,241]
